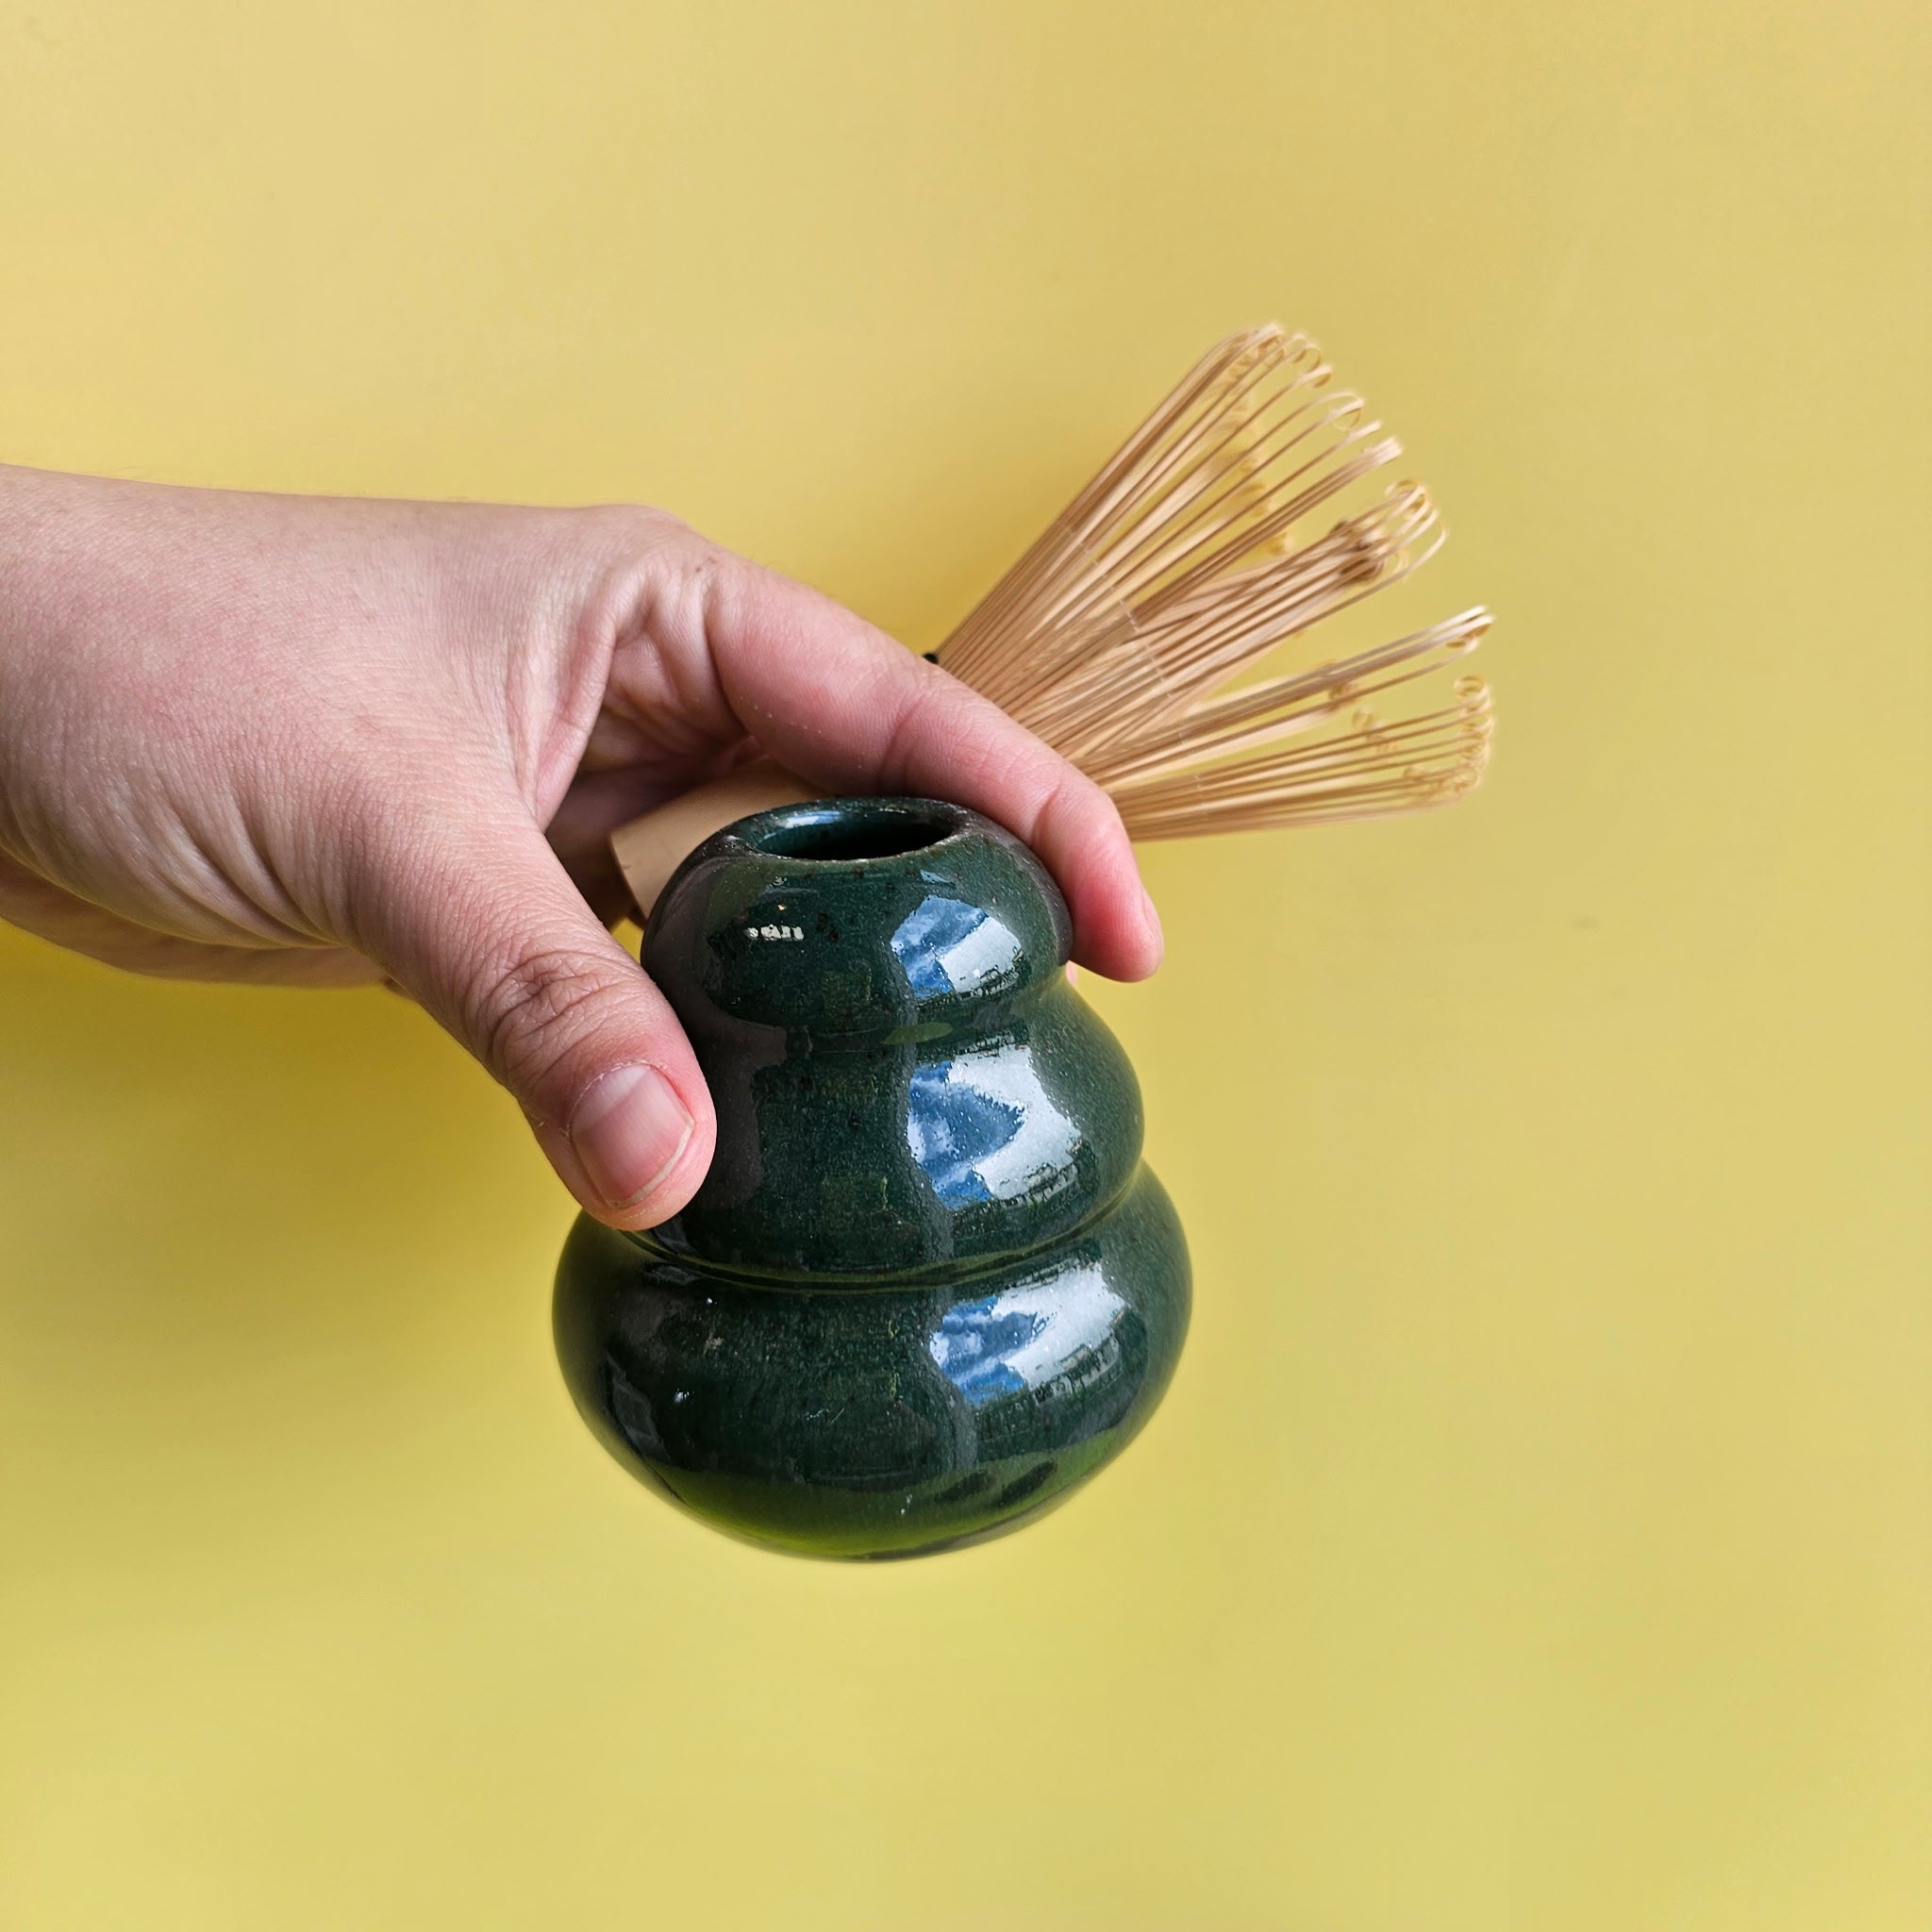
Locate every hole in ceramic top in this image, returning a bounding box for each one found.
[743,801,958,864]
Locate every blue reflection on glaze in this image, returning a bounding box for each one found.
[928,1268,1126,1407]
[908,1062,1008,1206]
[908,1047,1080,1208]
[890,895,1022,996]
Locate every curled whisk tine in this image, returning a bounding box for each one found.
[935,325,1496,831]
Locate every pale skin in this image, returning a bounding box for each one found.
[0,466,1161,1229]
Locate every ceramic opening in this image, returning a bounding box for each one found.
[746,804,956,864]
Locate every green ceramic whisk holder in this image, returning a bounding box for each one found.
[553,796,1191,1557]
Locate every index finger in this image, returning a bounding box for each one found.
[649,538,1162,982]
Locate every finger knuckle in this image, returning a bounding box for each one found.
[474,942,624,1100]
[877,673,963,788]
[1044,763,1121,851]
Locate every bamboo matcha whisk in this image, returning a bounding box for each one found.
[610,324,1493,911]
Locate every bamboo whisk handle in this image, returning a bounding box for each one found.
[608,761,819,921]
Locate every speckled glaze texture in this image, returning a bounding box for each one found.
[554,797,1191,1558]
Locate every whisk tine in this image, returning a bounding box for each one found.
[608,325,1492,924]
[934,325,1493,833]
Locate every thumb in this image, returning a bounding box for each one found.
[362,811,714,1229]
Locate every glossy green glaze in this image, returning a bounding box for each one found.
[553,797,1191,1558]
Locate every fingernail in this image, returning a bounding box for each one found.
[1140,885,1164,955]
[570,1063,693,1209]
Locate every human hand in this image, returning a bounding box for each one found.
[0,467,1161,1227]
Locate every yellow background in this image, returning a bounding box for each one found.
[2,3,1926,1925]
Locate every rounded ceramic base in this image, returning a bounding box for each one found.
[554,1168,1190,1559]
